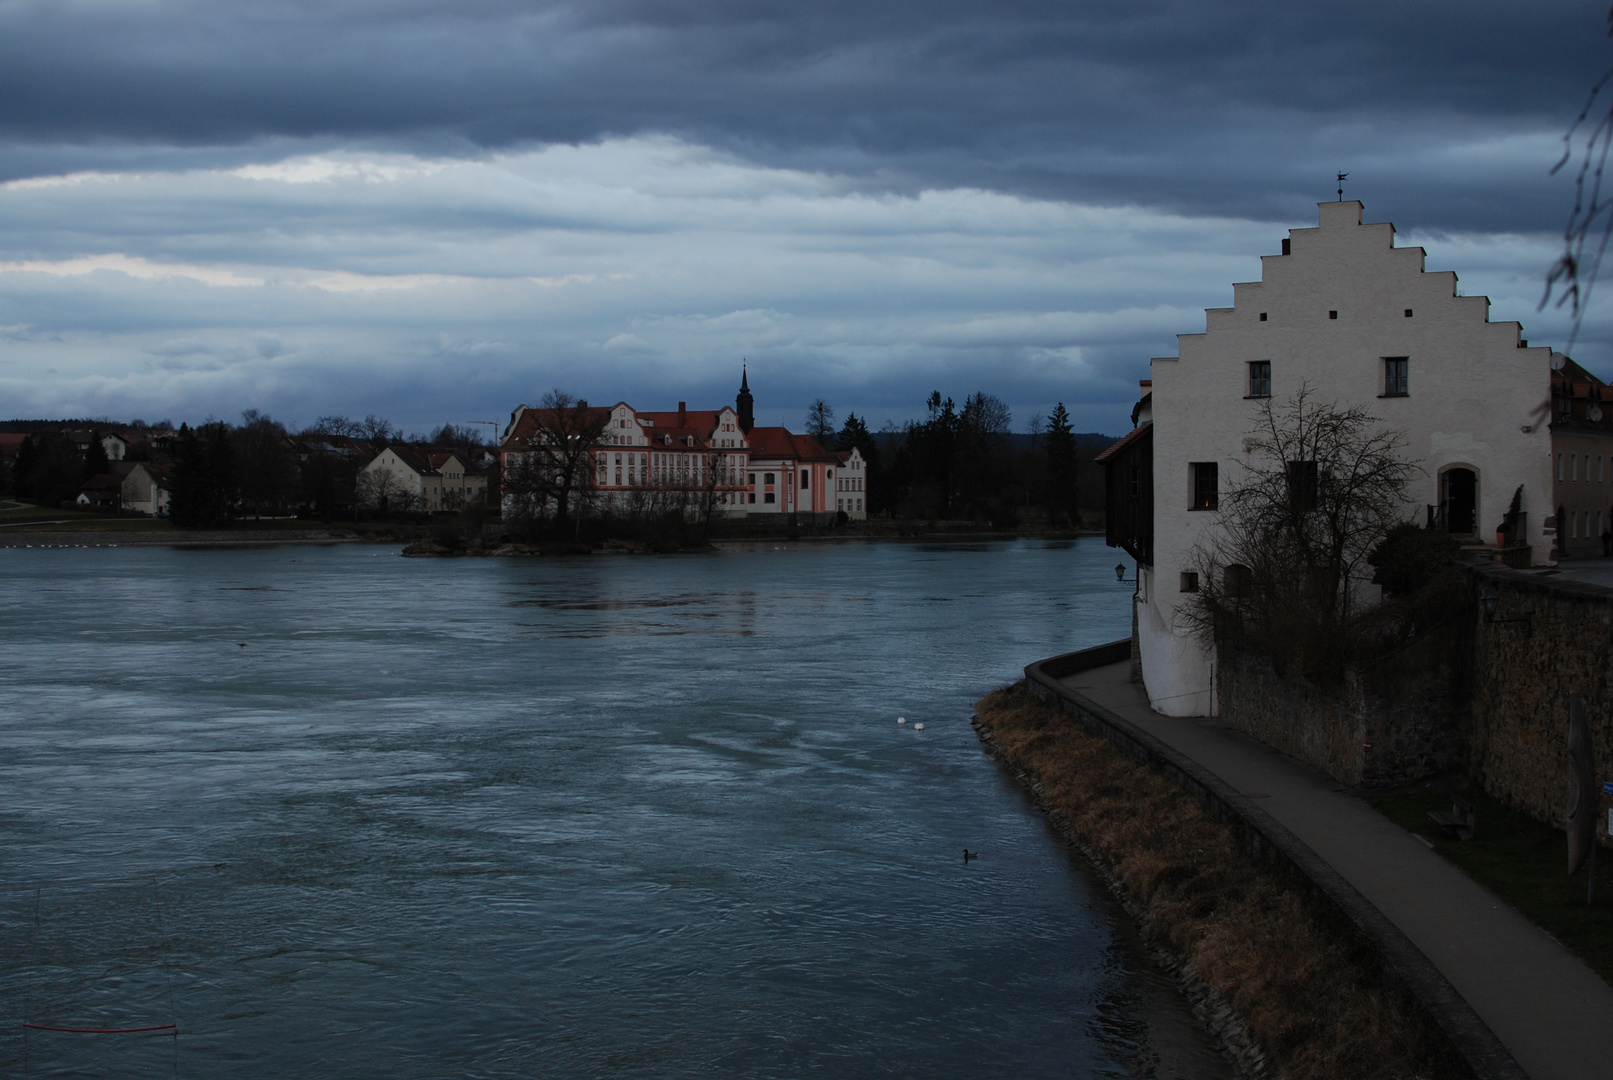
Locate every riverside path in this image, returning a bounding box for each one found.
[1060,659,1613,1080]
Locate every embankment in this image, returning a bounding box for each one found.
[974,680,1475,1080]
[0,528,365,548]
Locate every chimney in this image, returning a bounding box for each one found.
[577,399,588,409]
[678,401,686,425]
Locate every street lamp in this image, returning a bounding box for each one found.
[1114,562,1138,590]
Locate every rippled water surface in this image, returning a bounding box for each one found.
[0,539,1232,1078]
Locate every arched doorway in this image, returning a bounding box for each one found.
[1441,468,1477,535]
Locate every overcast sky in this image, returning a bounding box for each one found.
[0,0,1605,436]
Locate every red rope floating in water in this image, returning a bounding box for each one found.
[23,1023,176,1034]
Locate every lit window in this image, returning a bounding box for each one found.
[1191,462,1218,510]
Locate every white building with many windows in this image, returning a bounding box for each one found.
[1115,200,1554,716]
[500,370,859,521]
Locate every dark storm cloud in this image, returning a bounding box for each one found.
[0,1,1598,229]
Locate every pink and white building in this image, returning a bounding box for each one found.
[500,369,867,521]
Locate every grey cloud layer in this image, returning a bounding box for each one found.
[0,1,1597,229]
[0,141,1587,434]
[0,3,1602,433]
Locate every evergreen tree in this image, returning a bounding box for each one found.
[81,433,110,482]
[169,423,236,528]
[168,425,208,527]
[206,422,237,524]
[1045,402,1079,527]
[835,412,881,513]
[11,435,36,499]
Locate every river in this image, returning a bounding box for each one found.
[0,538,1232,1078]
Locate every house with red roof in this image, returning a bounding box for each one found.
[500,369,858,522]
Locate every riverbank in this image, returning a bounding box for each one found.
[0,527,367,548]
[0,515,1100,551]
[973,681,1469,1080]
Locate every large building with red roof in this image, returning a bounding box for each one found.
[500,369,867,521]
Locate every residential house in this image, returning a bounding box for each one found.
[121,463,173,517]
[77,462,137,510]
[834,448,870,519]
[1549,356,1613,557]
[358,447,487,512]
[1106,200,1555,717]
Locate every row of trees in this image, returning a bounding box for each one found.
[2,411,492,525]
[806,393,1092,527]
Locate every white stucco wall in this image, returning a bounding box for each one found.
[1141,201,1553,717]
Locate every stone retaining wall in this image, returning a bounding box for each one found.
[1217,635,1466,789]
[1468,565,1613,829]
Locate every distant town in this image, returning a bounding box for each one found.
[0,373,1113,542]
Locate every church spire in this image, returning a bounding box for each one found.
[736,362,754,433]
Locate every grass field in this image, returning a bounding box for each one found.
[1368,788,1613,987]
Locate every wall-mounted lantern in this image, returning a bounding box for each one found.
[1479,591,1532,633]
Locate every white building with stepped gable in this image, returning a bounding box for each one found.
[1110,200,1554,716]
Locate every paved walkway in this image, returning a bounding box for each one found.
[1061,660,1613,1080]
[1546,555,1613,589]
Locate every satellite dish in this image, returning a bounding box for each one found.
[1590,404,1604,422]
[1551,353,1567,371]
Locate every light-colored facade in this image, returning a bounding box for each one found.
[121,463,171,517]
[1549,357,1613,558]
[834,449,869,519]
[1134,201,1554,716]
[358,447,487,512]
[499,373,847,521]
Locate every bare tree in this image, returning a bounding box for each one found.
[805,399,835,442]
[308,415,365,439]
[1544,7,1613,349]
[501,389,610,530]
[356,466,412,516]
[360,414,397,444]
[1185,387,1421,677]
[694,444,740,536]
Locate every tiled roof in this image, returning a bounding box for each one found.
[745,427,838,461]
[1094,423,1151,464]
[504,406,614,448]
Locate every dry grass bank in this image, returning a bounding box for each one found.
[974,682,1467,1080]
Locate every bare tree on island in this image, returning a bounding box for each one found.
[1184,387,1422,680]
[805,399,835,443]
[503,389,611,532]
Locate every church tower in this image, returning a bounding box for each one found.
[736,364,754,433]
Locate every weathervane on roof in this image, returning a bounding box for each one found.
[1337,171,1348,202]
